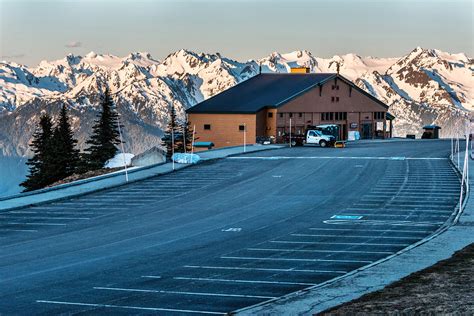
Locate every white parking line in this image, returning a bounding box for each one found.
[220,256,371,263]
[9,211,98,215]
[345,209,453,215]
[93,286,276,299]
[228,156,447,160]
[323,219,443,226]
[270,240,409,246]
[0,229,38,232]
[6,222,67,226]
[183,265,347,274]
[308,227,431,234]
[172,276,316,286]
[35,300,225,315]
[342,212,450,217]
[290,233,420,240]
[1,216,91,220]
[247,248,392,255]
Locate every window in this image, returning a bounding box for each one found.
[329,112,334,120]
[374,112,385,120]
[289,113,293,118]
[239,125,245,131]
[299,113,303,117]
[204,124,211,130]
[334,112,347,120]
[336,85,340,90]
[332,85,335,90]
[336,97,339,102]
[279,113,283,118]
[309,131,317,137]
[268,112,273,118]
[331,96,335,102]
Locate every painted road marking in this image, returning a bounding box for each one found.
[183,265,347,274]
[228,156,447,160]
[93,286,276,299]
[270,240,409,247]
[9,211,98,215]
[331,215,363,220]
[173,277,316,286]
[308,227,431,234]
[36,300,225,315]
[220,256,372,263]
[5,222,67,226]
[221,227,242,232]
[141,275,161,279]
[290,233,421,240]
[323,219,443,226]
[0,229,38,232]
[247,248,392,255]
[0,216,91,220]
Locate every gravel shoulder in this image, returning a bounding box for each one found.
[319,243,474,315]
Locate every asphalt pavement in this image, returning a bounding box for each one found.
[0,140,460,315]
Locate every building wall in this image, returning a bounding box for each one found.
[276,78,388,140]
[188,113,257,149]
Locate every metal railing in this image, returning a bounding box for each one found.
[451,125,471,224]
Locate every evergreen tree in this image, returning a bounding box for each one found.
[21,114,54,191]
[180,114,197,153]
[49,105,81,181]
[161,105,181,160]
[84,88,121,170]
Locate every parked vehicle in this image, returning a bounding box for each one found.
[283,129,336,147]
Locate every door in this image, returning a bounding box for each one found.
[361,123,373,139]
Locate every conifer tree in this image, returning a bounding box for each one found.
[180,114,197,152]
[161,105,181,160]
[21,114,54,191]
[84,88,121,170]
[49,105,80,181]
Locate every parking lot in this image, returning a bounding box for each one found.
[0,140,460,315]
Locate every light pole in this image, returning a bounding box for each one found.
[243,123,246,153]
[116,111,128,182]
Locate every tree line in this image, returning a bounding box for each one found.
[21,88,122,191]
[22,89,195,192]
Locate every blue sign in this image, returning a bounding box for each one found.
[331,215,363,220]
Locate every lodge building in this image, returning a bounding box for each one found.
[186,70,394,148]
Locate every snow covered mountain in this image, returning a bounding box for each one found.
[0,47,472,156]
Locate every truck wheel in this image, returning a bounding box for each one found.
[319,140,327,148]
[290,140,297,147]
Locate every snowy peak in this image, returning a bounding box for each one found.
[0,47,472,156]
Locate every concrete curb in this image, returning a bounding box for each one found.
[235,154,469,315]
[0,145,282,212]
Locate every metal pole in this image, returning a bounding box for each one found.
[116,113,128,182]
[289,118,292,148]
[191,124,195,156]
[172,128,175,170]
[243,123,246,153]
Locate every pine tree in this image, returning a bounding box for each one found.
[161,105,181,160]
[49,105,81,181]
[21,114,54,191]
[84,88,121,170]
[180,114,197,153]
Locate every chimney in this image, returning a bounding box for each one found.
[290,67,310,74]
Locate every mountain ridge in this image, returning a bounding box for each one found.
[0,47,472,157]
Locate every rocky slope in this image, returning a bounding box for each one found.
[0,47,472,156]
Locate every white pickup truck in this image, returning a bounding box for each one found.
[284,129,336,147]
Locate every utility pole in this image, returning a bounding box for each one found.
[289,118,292,148]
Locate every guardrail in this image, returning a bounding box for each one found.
[451,128,470,224]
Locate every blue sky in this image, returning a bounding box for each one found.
[0,0,472,66]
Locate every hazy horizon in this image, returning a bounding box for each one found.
[1,0,472,67]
